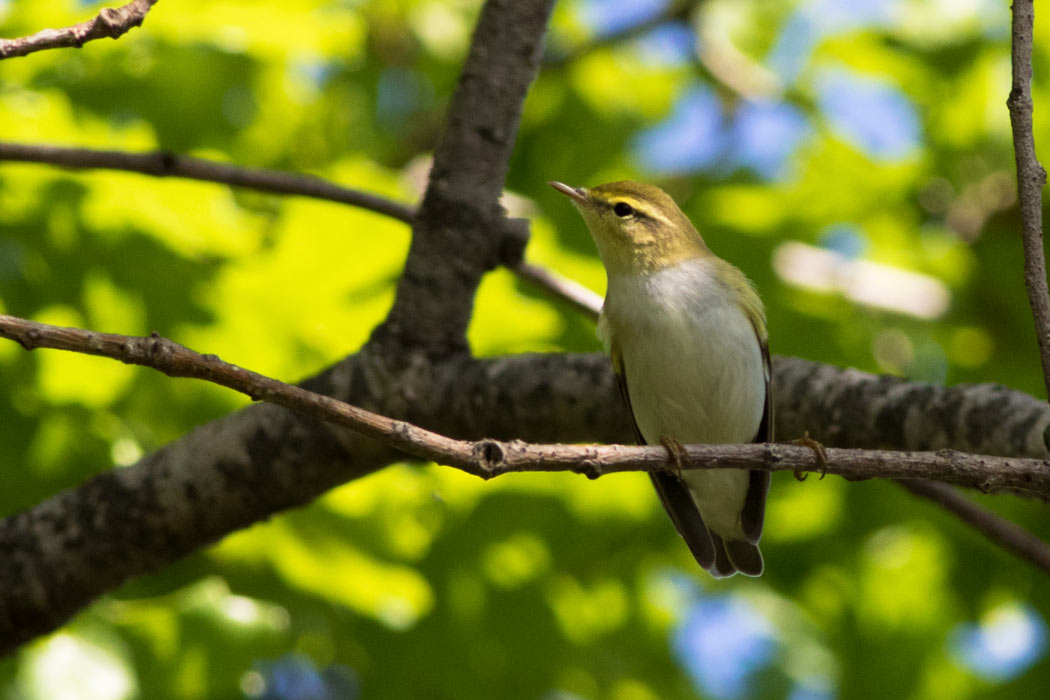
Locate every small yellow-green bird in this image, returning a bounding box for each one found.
[551,180,772,578]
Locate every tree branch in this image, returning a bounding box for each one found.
[513,261,603,317]
[0,0,159,60]
[1007,0,1050,399]
[372,0,554,353]
[544,0,693,68]
[0,141,416,223]
[2,313,1050,495]
[897,479,1050,574]
[0,141,564,311]
[6,308,1050,651]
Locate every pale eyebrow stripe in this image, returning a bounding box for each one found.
[597,196,663,224]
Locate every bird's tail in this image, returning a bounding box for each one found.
[712,534,763,578]
[650,472,764,578]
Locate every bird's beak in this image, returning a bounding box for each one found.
[549,181,589,206]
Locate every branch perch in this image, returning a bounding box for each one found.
[0,0,159,59]
[3,313,1050,496]
[3,139,1050,581]
[5,142,1050,577]
[1007,0,1050,400]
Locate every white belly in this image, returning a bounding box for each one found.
[601,260,765,537]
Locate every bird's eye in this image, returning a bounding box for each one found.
[613,202,634,217]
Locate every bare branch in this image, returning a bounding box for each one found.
[0,141,595,318]
[0,313,469,466]
[2,0,1049,623]
[4,316,1050,649]
[1007,0,1050,399]
[0,142,582,317]
[897,479,1050,575]
[0,347,626,655]
[544,0,693,68]
[0,0,159,60]
[3,313,1050,497]
[513,262,602,318]
[0,141,416,223]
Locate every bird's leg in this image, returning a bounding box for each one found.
[660,434,688,479]
[791,430,828,481]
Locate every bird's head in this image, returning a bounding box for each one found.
[550,180,710,275]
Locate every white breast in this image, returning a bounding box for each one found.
[600,258,766,537]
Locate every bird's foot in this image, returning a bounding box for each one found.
[660,434,688,479]
[791,431,828,481]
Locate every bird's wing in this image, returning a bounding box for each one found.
[610,344,646,445]
[611,344,718,573]
[740,329,773,545]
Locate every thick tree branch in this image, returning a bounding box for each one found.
[4,132,1050,600]
[5,308,1050,651]
[373,0,554,354]
[1007,0,1050,399]
[0,0,159,59]
[0,339,629,655]
[6,137,1050,631]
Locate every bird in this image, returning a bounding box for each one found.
[551,179,772,578]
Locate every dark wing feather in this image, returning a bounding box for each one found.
[612,357,646,445]
[649,472,718,571]
[740,337,773,544]
[613,352,719,573]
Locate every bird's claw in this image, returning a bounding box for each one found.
[660,434,688,479]
[791,431,828,481]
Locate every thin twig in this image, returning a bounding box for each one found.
[0,142,416,222]
[514,262,602,318]
[544,0,692,68]
[1007,0,1050,399]
[0,0,159,60]
[897,479,1050,575]
[3,313,1050,498]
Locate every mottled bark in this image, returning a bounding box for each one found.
[774,357,1050,458]
[374,0,554,354]
[4,349,1050,653]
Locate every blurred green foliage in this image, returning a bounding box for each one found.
[2,0,1049,698]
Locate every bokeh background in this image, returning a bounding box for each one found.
[2,0,1049,698]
